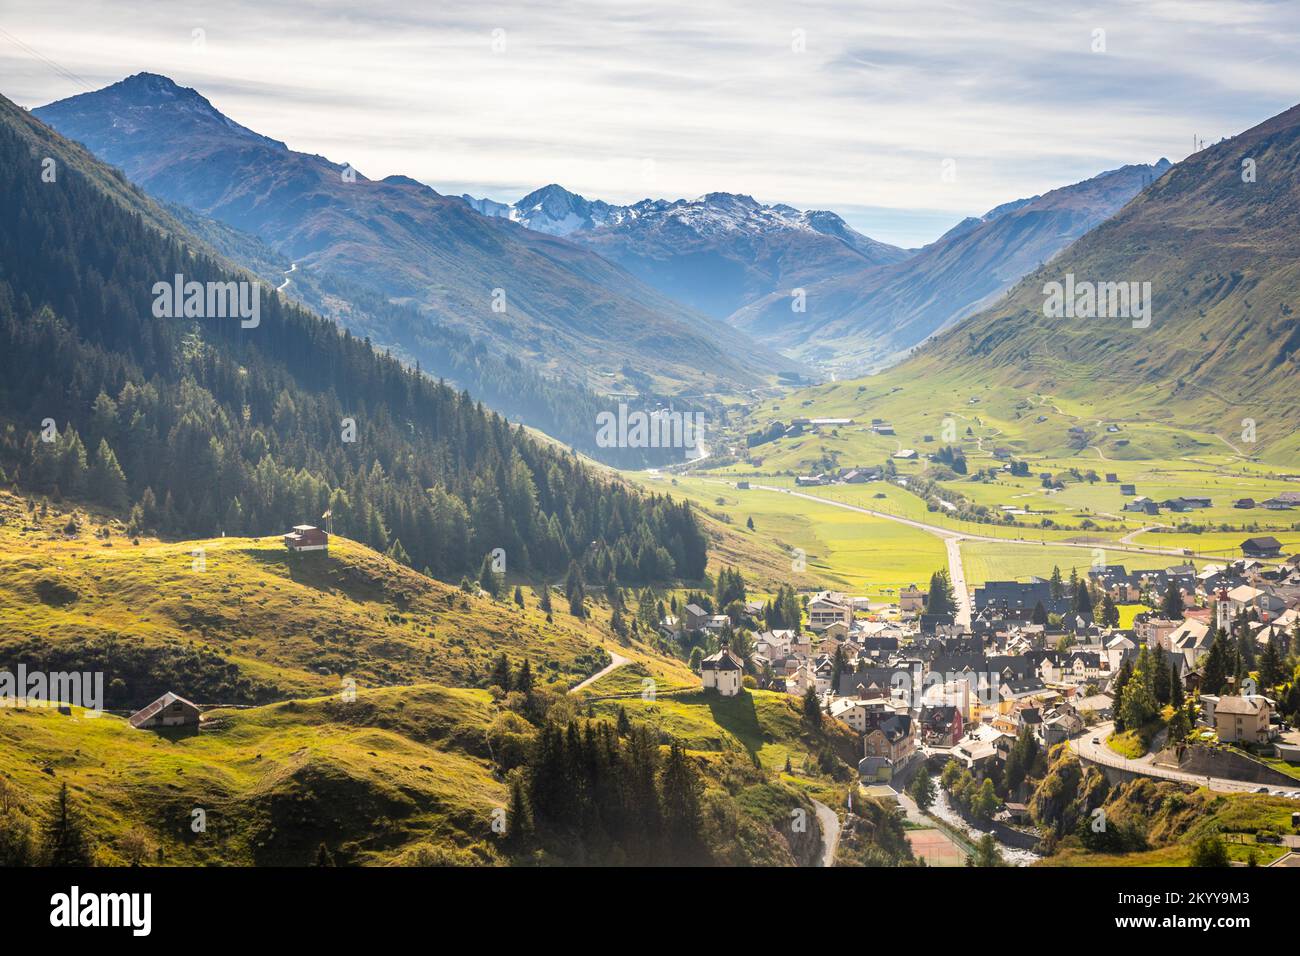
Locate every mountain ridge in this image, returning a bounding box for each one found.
[34,73,802,398]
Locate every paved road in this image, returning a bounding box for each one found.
[568,649,629,694]
[1069,722,1300,796]
[946,536,972,628]
[811,799,840,867]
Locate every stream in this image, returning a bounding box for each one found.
[929,790,1041,866]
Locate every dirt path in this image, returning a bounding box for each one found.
[568,649,629,694]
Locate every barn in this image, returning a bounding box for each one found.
[129,691,201,730]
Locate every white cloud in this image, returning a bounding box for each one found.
[3,0,1298,246]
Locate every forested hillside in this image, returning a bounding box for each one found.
[0,94,705,585]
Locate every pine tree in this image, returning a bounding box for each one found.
[659,743,705,865]
[41,783,93,866]
[314,842,335,866]
[802,685,822,730]
[1161,580,1185,620]
[515,659,534,695]
[505,776,533,848]
[1170,660,1185,707]
[1203,629,1231,695]
[1031,600,1048,626]
[1259,638,1282,690]
[1100,594,1120,628]
[1154,653,1172,704]
[513,585,524,608]
[477,553,500,597]
[565,561,586,618]
[925,568,956,616]
[490,653,512,692]
[88,439,127,510]
[1049,566,1064,601]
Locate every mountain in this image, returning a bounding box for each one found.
[899,103,1300,457]
[730,160,1171,375]
[0,87,707,585]
[34,74,800,401]
[462,185,911,320]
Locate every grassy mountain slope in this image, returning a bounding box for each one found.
[733,161,1169,375]
[900,102,1300,461]
[0,492,621,706]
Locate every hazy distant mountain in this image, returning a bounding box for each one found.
[461,185,911,320]
[730,160,1171,375]
[902,103,1300,455]
[36,74,802,397]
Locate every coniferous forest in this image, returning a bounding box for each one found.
[0,108,707,585]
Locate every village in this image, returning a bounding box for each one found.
[671,534,1300,864]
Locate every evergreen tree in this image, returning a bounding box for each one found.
[925,568,956,616]
[515,659,534,695]
[908,767,936,812]
[505,776,533,848]
[802,685,822,730]
[1170,660,1185,707]
[1121,646,1159,730]
[490,653,512,692]
[1161,580,1185,620]
[478,554,501,597]
[41,783,92,866]
[1100,594,1120,628]
[88,439,127,510]
[1154,652,1172,704]
[1203,629,1231,695]
[565,561,586,618]
[1031,600,1049,626]
[314,842,335,866]
[1259,638,1283,690]
[1049,566,1064,601]
[659,743,705,865]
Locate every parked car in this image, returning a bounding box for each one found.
[1092,737,1100,745]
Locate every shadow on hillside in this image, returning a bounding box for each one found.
[139,724,201,742]
[701,690,764,758]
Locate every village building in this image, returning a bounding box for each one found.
[1213,694,1274,745]
[1241,536,1282,558]
[700,643,745,697]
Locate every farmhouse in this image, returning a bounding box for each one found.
[1240,536,1282,559]
[283,525,329,552]
[129,691,201,730]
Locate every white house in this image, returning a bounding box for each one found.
[700,643,745,697]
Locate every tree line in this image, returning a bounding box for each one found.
[0,116,706,586]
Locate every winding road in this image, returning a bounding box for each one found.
[277,262,296,292]
[1068,722,1300,796]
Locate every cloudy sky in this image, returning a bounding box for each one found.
[3,0,1299,246]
